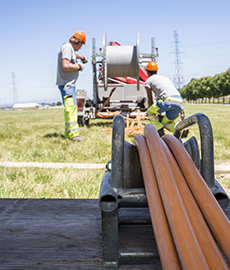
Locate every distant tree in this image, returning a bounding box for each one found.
[56,101,62,106]
[181,67,230,100]
[199,76,212,99]
[213,74,223,98]
[220,68,230,97]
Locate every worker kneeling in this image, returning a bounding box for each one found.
[145,61,185,137]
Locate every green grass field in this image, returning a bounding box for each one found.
[0,104,229,198]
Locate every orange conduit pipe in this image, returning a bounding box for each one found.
[162,134,230,265]
[144,124,210,270]
[134,134,182,270]
[161,139,228,270]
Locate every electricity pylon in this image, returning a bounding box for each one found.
[12,72,19,103]
[172,31,184,91]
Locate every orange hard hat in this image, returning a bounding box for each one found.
[73,31,86,44]
[145,61,159,71]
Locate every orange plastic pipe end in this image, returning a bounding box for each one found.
[161,139,228,270]
[135,134,182,270]
[162,134,230,265]
[144,124,209,270]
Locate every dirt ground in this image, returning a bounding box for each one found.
[216,173,230,198]
[215,161,230,197]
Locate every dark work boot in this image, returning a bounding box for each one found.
[158,128,165,138]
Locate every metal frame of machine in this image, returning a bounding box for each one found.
[99,113,229,269]
[93,33,158,113]
[78,33,159,126]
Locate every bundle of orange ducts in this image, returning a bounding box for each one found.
[134,124,230,270]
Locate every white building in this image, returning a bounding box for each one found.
[13,103,39,110]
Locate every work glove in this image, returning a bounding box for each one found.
[81,56,88,64]
[78,63,84,71]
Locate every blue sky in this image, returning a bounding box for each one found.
[1,0,230,105]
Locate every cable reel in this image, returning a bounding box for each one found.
[102,32,140,91]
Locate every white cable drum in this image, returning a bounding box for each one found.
[106,46,138,77]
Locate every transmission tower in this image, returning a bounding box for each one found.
[172,31,184,91]
[11,72,19,104]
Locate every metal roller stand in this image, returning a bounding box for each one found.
[99,115,157,270]
[99,113,229,269]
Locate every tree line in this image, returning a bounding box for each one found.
[180,67,230,102]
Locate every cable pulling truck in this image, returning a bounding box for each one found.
[76,32,158,126]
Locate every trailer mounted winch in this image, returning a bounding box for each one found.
[78,33,159,126]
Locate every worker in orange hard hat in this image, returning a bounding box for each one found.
[72,31,86,44]
[145,61,159,72]
[56,31,88,142]
[145,61,187,138]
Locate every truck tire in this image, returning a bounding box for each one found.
[85,118,89,126]
[78,116,90,127]
[78,116,84,126]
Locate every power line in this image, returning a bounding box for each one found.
[185,52,230,58]
[171,31,184,91]
[185,65,229,70]
[183,40,230,48]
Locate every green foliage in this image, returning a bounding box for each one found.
[181,67,230,100]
